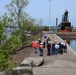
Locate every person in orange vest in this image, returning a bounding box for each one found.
[32,41,39,53]
[39,42,44,56]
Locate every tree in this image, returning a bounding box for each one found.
[0,0,29,73]
[0,0,41,74]
[5,0,29,31]
[38,18,43,26]
[0,13,8,45]
[44,26,49,31]
[0,48,16,75]
[5,0,29,43]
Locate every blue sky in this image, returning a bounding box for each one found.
[0,0,76,27]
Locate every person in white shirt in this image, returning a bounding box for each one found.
[54,42,60,54]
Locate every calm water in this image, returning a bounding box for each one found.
[63,38,76,51]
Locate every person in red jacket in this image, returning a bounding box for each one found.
[32,41,39,53]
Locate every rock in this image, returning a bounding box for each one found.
[20,60,33,67]
[12,67,33,75]
[25,57,44,67]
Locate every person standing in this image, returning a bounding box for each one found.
[58,42,64,54]
[47,41,51,56]
[38,38,41,45]
[39,43,44,56]
[32,41,39,53]
[63,40,67,53]
[41,38,46,48]
[51,42,55,55]
[54,42,60,54]
[46,37,50,45]
[44,35,47,39]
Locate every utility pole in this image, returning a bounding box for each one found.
[49,0,51,31]
[56,18,58,35]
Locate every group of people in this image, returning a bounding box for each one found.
[31,35,67,56]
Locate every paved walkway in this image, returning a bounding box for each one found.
[30,34,76,75]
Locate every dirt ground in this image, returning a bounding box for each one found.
[11,47,33,66]
[0,47,33,75]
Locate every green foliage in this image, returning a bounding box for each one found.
[31,26,39,33]
[38,18,43,26]
[0,0,40,73]
[0,49,16,72]
[26,35,42,41]
[0,13,8,45]
[44,26,49,31]
[0,50,9,71]
[0,0,43,72]
[5,0,37,44]
[0,35,20,72]
[5,0,29,31]
[25,34,42,47]
[2,35,22,54]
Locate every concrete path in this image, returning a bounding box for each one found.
[30,34,76,75]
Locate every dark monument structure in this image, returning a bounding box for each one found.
[59,10,71,31]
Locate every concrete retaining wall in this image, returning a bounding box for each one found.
[59,36,76,39]
[57,35,76,56]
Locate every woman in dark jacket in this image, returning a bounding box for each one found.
[51,42,55,55]
[47,41,51,56]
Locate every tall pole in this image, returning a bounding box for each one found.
[49,0,51,31]
[56,18,58,35]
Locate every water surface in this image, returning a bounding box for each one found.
[63,38,76,51]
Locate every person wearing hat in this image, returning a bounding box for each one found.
[32,41,39,53]
[44,35,47,39]
[46,36,50,45]
[54,42,60,54]
[47,41,51,56]
[39,42,44,56]
[38,38,41,45]
[42,38,46,48]
[58,42,64,54]
[51,41,55,55]
[63,40,67,53]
